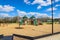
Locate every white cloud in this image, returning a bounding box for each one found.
[17,10,37,17]
[54,16,60,18]
[24,0,60,10]
[28,12,49,18]
[53,13,60,18]
[55,5,60,7]
[31,0,44,5]
[0,13,10,17]
[55,0,60,2]
[53,13,55,14]
[58,14,60,18]
[53,7,57,10]
[17,10,27,17]
[17,10,49,18]
[37,5,41,9]
[24,0,52,9]
[28,12,36,15]
[57,14,60,18]
[36,13,49,18]
[47,7,57,11]
[0,5,15,12]
[24,0,31,4]
[32,0,51,6]
[0,5,15,17]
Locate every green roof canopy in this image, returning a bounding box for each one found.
[23,15,28,19]
[30,15,35,19]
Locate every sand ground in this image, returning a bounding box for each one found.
[0,23,60,37]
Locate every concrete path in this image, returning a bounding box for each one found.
[2,36,12,40]
[36,34,60,40]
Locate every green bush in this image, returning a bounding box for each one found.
[47,22,52,24]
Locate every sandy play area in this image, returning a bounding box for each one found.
[0,23,60,37]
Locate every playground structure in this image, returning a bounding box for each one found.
[19,16,43,27]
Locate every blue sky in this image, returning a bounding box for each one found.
[0,0,60,18]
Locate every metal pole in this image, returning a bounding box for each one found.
[51,0,54,34]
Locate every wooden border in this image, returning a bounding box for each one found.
[13,32,60,40]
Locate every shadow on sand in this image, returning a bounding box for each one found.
[15,27,24,29]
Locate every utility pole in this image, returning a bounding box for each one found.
[51,0,54,34]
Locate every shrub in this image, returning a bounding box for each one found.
[47,22,52,24]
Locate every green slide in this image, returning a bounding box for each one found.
[19,19,23,25]
[33,19,38,26]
